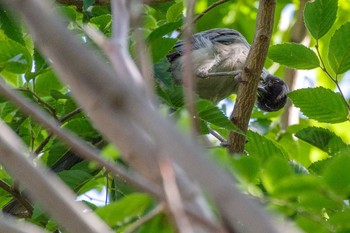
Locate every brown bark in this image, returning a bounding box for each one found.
[228,0,276,154]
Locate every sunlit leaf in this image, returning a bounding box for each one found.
[58,169,93,190]
[245,130,288,162]
[196,99,239,132]
[323,153,350,196]
[96,193,152,227]
[0,39,31,73]
[304,0,338,39]
[288,87,349,123]
[296,127,349,155]
[166,2,183,23]
[328,22,350,74]
[261,157,293,193]
[268,43,319,69]
[35,70,64,97]
[150,37,177,63]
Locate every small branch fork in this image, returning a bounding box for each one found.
[228,0,277,154]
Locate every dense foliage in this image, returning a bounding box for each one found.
[0,0,350,232]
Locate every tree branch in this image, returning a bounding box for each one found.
[0,213,48,233]
[0,121,114,233]
[0,0,301,232]
[182,0,199,136]
[228,0,276,154]
[0,180,33,217]
[0,79,162,199]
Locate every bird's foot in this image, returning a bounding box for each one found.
[196,69,210,79]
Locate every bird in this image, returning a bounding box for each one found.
[167,28,288,112]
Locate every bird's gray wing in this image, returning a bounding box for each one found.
[167,28,250,62]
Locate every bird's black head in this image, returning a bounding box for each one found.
[257,74,288,112]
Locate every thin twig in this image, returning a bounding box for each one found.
[209,128,226,143]
[124,203,165,233]
[159,159,194,233]
[17,88,58,119]
[59,108,82,123]
[192,0,229,25]
[131,0,154,93]
[179,0,229,37]
[315,41,350,110]
[182,0,199,137]
[0,79,163,199]
[0,180,33,216]
[0,213,49,233]
[34,108,82,155]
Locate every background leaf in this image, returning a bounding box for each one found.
[196,99,239,132]
[323,153,350,196]
[328,22,350,74]
[288,87,349,123]
[150,37,177,63]
[35,69,64,97]
[296,127,349,155]
[0,7,24,44]
[166,2,183,23]
[268,43,320,69]
[245,130,288,163]
[304,0,338,39]
[96,193,152,227]
[0,39,32,73]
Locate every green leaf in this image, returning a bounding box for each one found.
[150,37,177,63]
[147,20,182,43]
[328,22,350,74]
[166,2,183,23]
[196,99,239,132]
[329,210,350,230]
[308,158,333,174]
[268,43,320,69]
[57,6,77,22]
[96,193,152,227]
[288,87,348,123]
[90,14,112,34]
[273,175,324,197]
[35,70,64,97]
[0,39,32,73]
[63,118,99,140]
[261,157,293,193]
[139,214,175,233]
[298,191,341,212]
[304,0,338,39]
[323,153,350,196]
[58,170,93,190]
[296,216,329,233]
[101,144,120,161]
[296,127,348,155]
[231,156,259,183]
[154,59,173,88]
[0,7,24,45]
[83,0,95,11]
[245,130,288,163]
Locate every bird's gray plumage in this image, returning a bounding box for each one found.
[167,28,288,112]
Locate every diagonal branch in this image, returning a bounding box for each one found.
[0,0,301,232]
[0,121,114,233]
[228,0,277,154]
[0,213,48,233]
